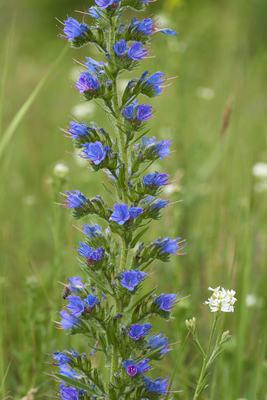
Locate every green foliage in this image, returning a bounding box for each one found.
[0,0,267,399]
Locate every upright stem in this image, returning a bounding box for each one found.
[192,312,219,400]
[108,16,129,383]
[108,17,129,205]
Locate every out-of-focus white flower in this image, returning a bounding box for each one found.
[53,163,69,179]
[204,286,237,312]
[246,293,265,308]
[163,183,181,195]
[71,102,96,119]
[254,180,267,193]
[73,148,88,167]
[196,87,215,100]
[23,195,37,206]
[154,13,171,27]
[252,162,267,178]
[245,294,257,307]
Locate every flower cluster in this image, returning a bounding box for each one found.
[205,286,237,312]
[53,1,186,399]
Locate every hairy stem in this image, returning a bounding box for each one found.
[108,17,129,383]
[108,17,129,205]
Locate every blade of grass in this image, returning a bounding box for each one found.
[0,16,15,137]
[0,44,68,162]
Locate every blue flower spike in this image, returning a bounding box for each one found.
[54,0,188,398]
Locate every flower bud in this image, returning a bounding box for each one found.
[219,330,231,345]
[185,317,196,334]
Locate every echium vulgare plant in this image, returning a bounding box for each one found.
[53,1,185,399]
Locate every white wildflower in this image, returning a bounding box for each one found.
[196,87,215,100]
[204,286,237,312]
[73,148,88,167]
[71,102,96,119]
[53,163,69,179]
[254,180,267,193]
[252,162,267,179]
[245,294,257,307]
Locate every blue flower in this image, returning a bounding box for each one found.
[120,271,139,291]
[66,190,88,209]
[84,294,99,308]
[128,42,148,60]
[85,57,105,74]
[59,364,79,380]
[162,237,181,255]
[122,99,139,119]
[136,359,151,373]
[78,243,104,261]
[157,28,177,36]
[141,136,156,147]
[136,18,154,35]
[129,323,152,339]
[60,384,79,400]
[146,196,169,209]
[88,6,104,18]
[63,17,88,42]
[59,310,80,330]
[143,172,169,186]
[148,334,169,354]
[113,39,129,56]
[155,294,177,311]
[110,203,130,225]
[67,295,85,317]
[53,351,71,365]
[129,206,143,218]
[145,72,165,96]
[154,140,172,159]
[137,104,153,121]
[69,121,89,139]
[82,141,109,165]
[76,72,99,94]
[67,276,84,292]
[123,359,151,376]
[95,0,117,8]
[147,377,169,394]
[83,223,102,237]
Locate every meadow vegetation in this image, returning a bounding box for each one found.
[0,0,267,398]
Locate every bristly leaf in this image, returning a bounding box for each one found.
[124,286,157,314]
[130,226,149,249]
[54,374,104,397]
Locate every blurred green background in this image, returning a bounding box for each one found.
[1,0,267,399]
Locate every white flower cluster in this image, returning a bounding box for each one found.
[205,287,237,312]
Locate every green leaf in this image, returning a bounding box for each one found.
[102,182,118,202]
[54,374,104,397]
[130,226,149,249]
[0,44,68,162]
[0,15,15,136]
[206,346,225,368]
[196,373,211,395]
[138,345,165,362]
[124,286,157,314]
[84,319,106,334]
[83,268,113,296]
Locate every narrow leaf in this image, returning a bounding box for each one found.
[0,44,68,161]
[124,286,157,314]
[130,226,149,249]
[54,374,103,397]
[84,268,113,296]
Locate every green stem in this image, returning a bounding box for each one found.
[108,18,130,383]
[108,17,129,205]
[192,312,220,400]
